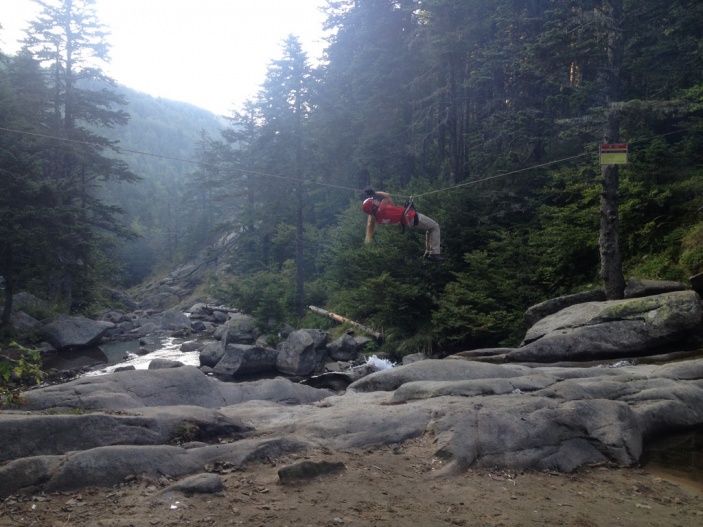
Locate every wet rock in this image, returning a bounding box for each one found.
[199,341,225,368]
[180,341,203,352]
[148,359,184,369]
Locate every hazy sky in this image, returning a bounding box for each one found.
[0,0,329,115]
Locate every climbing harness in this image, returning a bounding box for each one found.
[399,196,417,234]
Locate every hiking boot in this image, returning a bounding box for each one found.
[426,254,444,262]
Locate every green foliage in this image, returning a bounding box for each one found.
[0,343,46,404]
[626,252,688,282]
[220,262,297,329]
[172,422,201,444]
[680,223,703,275]
[432,250,527,352]
[1,0,142,312]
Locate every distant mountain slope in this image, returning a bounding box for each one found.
[98,86,226,285]
[106,86,224,183]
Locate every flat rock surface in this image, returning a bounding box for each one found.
[3,358,703,500]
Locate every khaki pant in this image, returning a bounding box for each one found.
[412,213,441,255]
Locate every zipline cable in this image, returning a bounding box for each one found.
[0,125,688,202]
[0,125,360,192]
[406,153,590,199]
[391,129,688,200]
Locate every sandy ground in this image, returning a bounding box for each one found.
[2,436,702,527]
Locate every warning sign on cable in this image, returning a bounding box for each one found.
[600,143,628,165]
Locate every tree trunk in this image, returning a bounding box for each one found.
[308,306,383,340]
[294,88,305,319]
[295,183,305,319]
[599,0,625,300]
[600,162,625,299]
[1,250,13,327]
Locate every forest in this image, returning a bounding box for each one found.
[1,0,702,358]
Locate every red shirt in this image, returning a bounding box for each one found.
[375,202,416,226]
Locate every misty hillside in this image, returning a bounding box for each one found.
[99,87,226,285]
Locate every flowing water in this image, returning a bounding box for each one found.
[83,337,201,376]
[42,337,200,377]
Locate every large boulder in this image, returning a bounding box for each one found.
[222,313,260,345]
[624,278,688,299]
[199,341,225,367]
[326,334,359,361]
[159,307,192,331]
[213,344,279,377]
[524,289,606,328]
[276,329,328,376]
[40,316,114,350]
[11,292,51,313]
[10,311,40,332]
[508,291,703,363]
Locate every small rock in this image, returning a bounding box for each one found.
[278,460,346,484]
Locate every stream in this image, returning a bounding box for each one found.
[41,336,200,376]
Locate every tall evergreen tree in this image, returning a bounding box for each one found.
[0,51,53,325]
[20,0,138,310]
[256,35,314,318]
[316,0,416,189]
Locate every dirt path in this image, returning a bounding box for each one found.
[2,436,702,527]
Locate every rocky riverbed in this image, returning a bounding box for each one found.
[3,282,703,525]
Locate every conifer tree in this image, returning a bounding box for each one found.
[0,51,53,325]
[20,0,138,310]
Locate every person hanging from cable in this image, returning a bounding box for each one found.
[361,187,443,262]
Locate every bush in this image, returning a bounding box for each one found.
[0,343,46,404]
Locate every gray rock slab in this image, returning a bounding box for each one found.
[214,344,278,376]
[40,316,115,350]
[0,437,312,497]
[17,366,332,411]
[524,289,606,328]
[4,358,703,499]
[0,406,252,462]
[348,359,533,392]
[510,291,703,363]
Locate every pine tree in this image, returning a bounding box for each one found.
[20,0,139,310]
[0,51,54,325]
